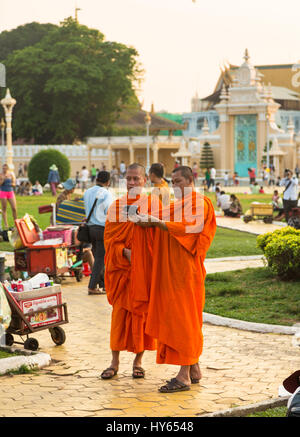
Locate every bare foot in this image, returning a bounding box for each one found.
[174,365,191,387]
[190,362,202,383]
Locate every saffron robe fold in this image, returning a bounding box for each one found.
[145,191,216,365]
[104,194,158,353]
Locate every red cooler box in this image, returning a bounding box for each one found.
[14,217,68,276]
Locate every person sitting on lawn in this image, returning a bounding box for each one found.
[250,182,260,194]
[272,190,284,220]
[226,194,243,217]
[217,191,231,215]
[32,180,43,196]
[259,186,265,194]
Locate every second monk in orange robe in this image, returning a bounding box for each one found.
[133,165,216,392]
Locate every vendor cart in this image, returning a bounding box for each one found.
[243,203,274,224]
[2,283,68,351]
[13,216,83,283]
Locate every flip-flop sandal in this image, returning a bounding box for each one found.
[166,377,200,384]
[159,378,190,393]
[191,378,200,384]
[100,367,118,380]
[132,366,145,379]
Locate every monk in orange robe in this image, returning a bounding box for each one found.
[101,163,159,380]
[133,165,216,392]
[149,163,170,207]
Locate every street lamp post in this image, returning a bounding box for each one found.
[144,112,151,175]
[0,118,5,166]
[1,88,16,170]
[266,112,270,170]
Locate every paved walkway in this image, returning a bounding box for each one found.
[216,216,285,235]
[1,218,297,417]
[1,258,298,417]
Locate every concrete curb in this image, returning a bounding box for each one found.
[0,346,51,375]
[205,255,264,262]
[203,312,300,335]
[198,396,289,417]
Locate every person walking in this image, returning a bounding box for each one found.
[209,167,216,190]
[0,163,17,228]
[149,163,170,207]
[119,161,126,179]
[204,168,210,190]
[90,164,97,184]
[83,170,113,295]
[81,166,89,192]
[280,169,299,222]
[110,165,119,188]
[47,164,60,196]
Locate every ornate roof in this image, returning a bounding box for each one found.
[199,53,300,111]
[114,108,185,134]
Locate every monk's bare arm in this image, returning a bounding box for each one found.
[133,214,168,232]
[153,220,168,231]
[123,248,131,263]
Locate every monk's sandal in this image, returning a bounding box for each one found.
[100,367,118,379]
[159,378,190,393]
[132,367,145,379]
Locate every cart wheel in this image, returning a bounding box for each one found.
[75,271,83,282]
[243,215,253,223]
[263,217,273,224]
[53,276,62,284]
[0,333,14,346]
[24,338,39,351]
[49,327,66,346]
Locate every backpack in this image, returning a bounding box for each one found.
[287,387,300,417]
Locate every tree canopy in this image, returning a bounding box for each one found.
[1,18,142,144]
[0,22,57,60]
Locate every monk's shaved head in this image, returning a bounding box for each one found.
[127,163,146,177]
[172,166,193,180]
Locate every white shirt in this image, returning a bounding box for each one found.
[119,163,126,173]
[217,194,231,211]
[83,185,113,227]
[81,169,89,182]
[210,168,216,179]
[280,177,298,201]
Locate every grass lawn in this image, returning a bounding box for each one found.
[0,349,17,359]
[0,193,54,252]
[206,227,262,258]
[204,267,300,326]
[0,193,263,259]
[206,192,273,214]
[247,406,287,417]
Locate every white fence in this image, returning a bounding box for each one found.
[9,145,108,160]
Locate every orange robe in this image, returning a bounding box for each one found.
[145,191,216,365]
[153,179,170,206]
[104,194,158,353]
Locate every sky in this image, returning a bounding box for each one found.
[2,0,300,113]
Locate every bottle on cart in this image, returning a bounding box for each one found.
[39,230,44,241]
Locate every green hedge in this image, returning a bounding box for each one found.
[28,149,70,186]
[257,227,300,279]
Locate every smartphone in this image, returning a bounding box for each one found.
[123,205,139,216]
